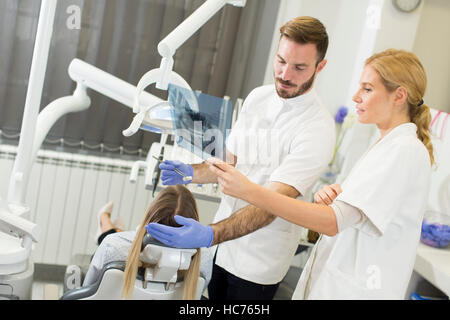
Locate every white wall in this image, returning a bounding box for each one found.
[337,0,425,180]
[264,0,427,114]
[412,1,450,217]
[258,0,450,298]
[263,0,368,114]
[261,0,428,181]
[413,0,450,113]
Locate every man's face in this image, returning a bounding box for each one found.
[273,36,326,99]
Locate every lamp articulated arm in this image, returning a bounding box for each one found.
[155,0,247,90]
[3,0,247,245]
[129,0,247,131]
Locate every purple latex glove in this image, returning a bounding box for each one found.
[145,215,213,248]
[159,160,193,185]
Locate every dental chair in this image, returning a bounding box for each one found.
[0,197,39,300]
[60,234,205,300]
[2,0,244,300]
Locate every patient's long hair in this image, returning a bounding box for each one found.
[121,185,201,299]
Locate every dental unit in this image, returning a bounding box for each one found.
[0,0,246,300]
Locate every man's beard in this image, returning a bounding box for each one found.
[275,69,317,99]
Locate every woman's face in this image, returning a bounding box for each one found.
[352,65,396,126]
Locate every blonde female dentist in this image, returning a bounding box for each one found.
[208,49,434,300]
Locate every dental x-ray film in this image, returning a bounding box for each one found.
[168,84,233,161]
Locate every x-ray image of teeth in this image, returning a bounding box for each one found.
[168,84,233,161]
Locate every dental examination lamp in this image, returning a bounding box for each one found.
[126,0,247,136]
[127,0,247,190]
[1,0,246,299]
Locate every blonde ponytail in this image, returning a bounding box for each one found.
[366,49,434,165]
[410,103,434,165]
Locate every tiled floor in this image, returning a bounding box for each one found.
[27,248,312,300]
[30,262,67,300]
[31,281,64,300]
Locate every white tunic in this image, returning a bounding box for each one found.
[213,84,335,284]
[293,123,431,299]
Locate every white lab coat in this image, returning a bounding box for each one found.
[213,84,335,284]
[293,123,431,299]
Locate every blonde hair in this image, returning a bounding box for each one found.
[365,49,434,165]
[279,16,329,63]
[121,185,201,300]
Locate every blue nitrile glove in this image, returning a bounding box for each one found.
[159,160,193,185]
[145,215,214,248]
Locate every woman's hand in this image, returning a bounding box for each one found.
[207,158,256,201]
[313,183,342,205]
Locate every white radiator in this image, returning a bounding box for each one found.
[0,145,155,266]
[0,144,222,266]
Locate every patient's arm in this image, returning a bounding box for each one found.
[210,181,299,245]
[83,244,107,287]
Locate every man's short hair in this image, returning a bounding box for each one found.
[279,16,329,63]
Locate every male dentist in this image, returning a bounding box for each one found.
[147,16,335,300]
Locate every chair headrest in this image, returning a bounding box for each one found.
[142,233,171,248]
[139,232,197,284]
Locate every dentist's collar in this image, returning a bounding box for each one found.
[278,87,317,107]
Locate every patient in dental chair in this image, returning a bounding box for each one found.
[83,185,213,300]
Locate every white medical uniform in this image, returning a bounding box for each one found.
[294,123,431,299]
[213,84,335,285]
